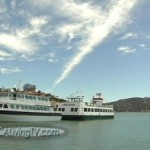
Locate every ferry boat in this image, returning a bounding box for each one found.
[56,93,114,120]
[0,88,61,122]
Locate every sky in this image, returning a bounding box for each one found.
[0,0,150,102]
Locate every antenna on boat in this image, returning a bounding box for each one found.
[16,80,22,91]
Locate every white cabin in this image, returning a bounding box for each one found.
[56,93,114,120]
[0,90,61,122]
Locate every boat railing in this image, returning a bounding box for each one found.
[0,92,10,98]
[0,91,49,102]
[84,102,113,108]
[101,105,113,108]
[67,96,83,102]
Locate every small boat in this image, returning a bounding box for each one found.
[0,87,61,122]
[56,93,114,120]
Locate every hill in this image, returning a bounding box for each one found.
[50,95,66,102]
[107,97,150,112]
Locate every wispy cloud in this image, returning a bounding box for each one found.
[0,6,50,60]
[0,0,139,86]
[117,46,136,54]
[54,0,138,86]
[0,50,14,60]
[48,52,58,63]
[0,66,22,74]
[139,44,146,48]
[119,32,138,40]
[0,33,37,54]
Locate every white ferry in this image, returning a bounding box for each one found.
[56,93,114,120]
[0,89,61,122]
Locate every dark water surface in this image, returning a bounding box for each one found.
[0,113,149,150]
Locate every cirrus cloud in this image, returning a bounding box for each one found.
[54,0,138,86]
[0,66,22,74]
[117,46,136,54]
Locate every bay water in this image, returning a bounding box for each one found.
[0,113,149,150]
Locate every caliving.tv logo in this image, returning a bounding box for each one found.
[0,127,65,138]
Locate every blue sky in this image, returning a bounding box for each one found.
[0,0,150,102]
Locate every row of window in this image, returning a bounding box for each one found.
[84,108,113,113]
[0,103,51,111]
[71,108,78,112]
[57,107,112,113]
[58,108,65,112]
[57,107,78,112]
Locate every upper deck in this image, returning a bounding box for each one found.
[65,94,113,108]
[0,91,50,103]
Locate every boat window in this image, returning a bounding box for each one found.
[16,105,19,109]
[0,104,3,108]
[3,104,8,109]
[47,107,51,111]
[58,108,61,111]
[74,108,78,112]
[91,108,94,112]
[10,104,15,109]
[40,106,44,110]
[0,93,8,97]
[25,105,29,110]
[13,93,17,100]
[44,107,47,111]
[45,98,48,101]
[17,94,22,99]
[22,95,24,99]
[25,95,29,99]
[38,97,42,100]
[88,108,90,112]
[36,106,40,110]
[32,106,36,110]
[100,109,103,112]
[71,108,74,112]
[45,107,48,111]
[20,105,25,110]
[29,106,33,110]
[32,96,36,100]
[62,108,65,112]
[84,108,87,112]
[28,96,32,99]
[9,93,13,98]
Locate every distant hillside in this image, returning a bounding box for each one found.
[107,97,150,112]
[50,95,66,102]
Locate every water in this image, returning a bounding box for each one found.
[0,113,150,150]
